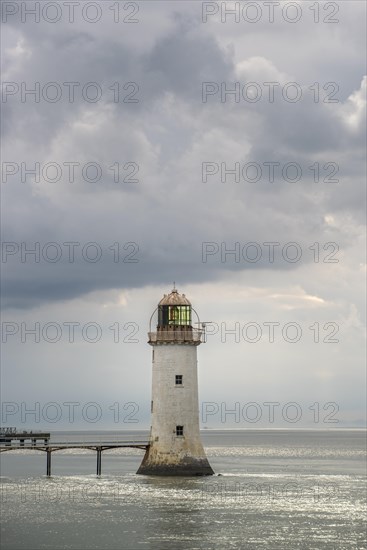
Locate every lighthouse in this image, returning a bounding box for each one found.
[137,287,214,476]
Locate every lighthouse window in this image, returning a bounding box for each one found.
[176,425,184,436]
[158,305,191,326]
[175,375,183,385]
[169,306,180,324]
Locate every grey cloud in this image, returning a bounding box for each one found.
[1,3,365,312]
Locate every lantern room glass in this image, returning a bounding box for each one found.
[158,305,191,327]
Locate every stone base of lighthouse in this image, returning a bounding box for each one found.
[137,444,214,476]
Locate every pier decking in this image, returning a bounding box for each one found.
[0,440,149,476]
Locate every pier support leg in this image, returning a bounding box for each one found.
[46,450,51,477]
[96,449,102,476]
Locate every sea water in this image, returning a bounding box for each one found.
[1,430,366,550]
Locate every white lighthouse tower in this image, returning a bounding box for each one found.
[137,287,214,476]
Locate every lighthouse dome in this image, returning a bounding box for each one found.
[158,288,191,306]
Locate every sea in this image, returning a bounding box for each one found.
[1,430,366,550]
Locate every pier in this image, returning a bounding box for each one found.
[0,440,149,476]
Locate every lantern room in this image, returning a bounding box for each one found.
[148,287,204,345]
[158,288,192,327]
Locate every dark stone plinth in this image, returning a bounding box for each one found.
[137,451,214,476]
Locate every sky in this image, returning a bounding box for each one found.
[1,0,366,430]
